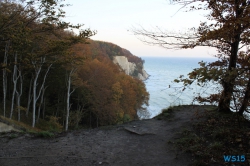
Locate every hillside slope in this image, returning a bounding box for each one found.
[85,40,149,80]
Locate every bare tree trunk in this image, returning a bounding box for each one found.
[37,86,47,123]
[16,96,21,121]
[65,68,76,131]
[16,66,23,122]
[32,57,52,127]
[32,64,41,127]
[26,77,33,117]
[65,72,71,131]
[2,40,10,117]
[10,52,19,119]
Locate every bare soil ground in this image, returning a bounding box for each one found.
[0,105,209,166]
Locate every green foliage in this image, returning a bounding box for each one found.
[35,131,54,138]
[36,116,62,132]
[9,133,18,139]
[69,110,83,129]
[131,68,139,77]
[123,114,131,122]
[154,106,182,120]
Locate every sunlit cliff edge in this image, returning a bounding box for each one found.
[113,56,149,81]
[87,40,149,80]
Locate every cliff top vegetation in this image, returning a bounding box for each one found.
[0,0,149,131]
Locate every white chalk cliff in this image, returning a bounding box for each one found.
[113,56,149,81]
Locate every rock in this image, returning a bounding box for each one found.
[113,56,149,81]
[124,126,156,135]
[0,122,20,133]
[113,56,132,75]
[138,69,149,81]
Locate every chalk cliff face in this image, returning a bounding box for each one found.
[138,68,149,81]
[113,56,149,81]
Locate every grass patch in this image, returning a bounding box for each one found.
[28,130,55,138]
[0,115,41,133]
[9,133,18,139]
[0,115,59,139]
[35,116,63,132]
[154,105,183,120]
[35,131,54,138]
[172,107,250,165]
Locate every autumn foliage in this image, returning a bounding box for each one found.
[134,0,250,116]
[75,42,149,126]
[0,0,149,130]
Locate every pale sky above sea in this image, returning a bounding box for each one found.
[63,0,217,58]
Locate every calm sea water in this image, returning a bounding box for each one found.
[142,57,218,118]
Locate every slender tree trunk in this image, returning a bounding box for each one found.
[3,67,7,117]
[10,52,19,119]
[16,67,23,122]
[65,72,71,131]
[65,68,76,131]
[3,40,10,117]
[16,94,20,121]
[32,65,41,127]
[26,77,33,117]
[37,86,47,123]
[32,57,52,127]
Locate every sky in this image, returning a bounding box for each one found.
[63,0,217,58]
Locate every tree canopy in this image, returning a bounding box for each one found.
[0,0,149,130]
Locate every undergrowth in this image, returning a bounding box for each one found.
[171,107,250,165]
[0,115,59,139]
[154,105,183,120]
[30,131,55,138]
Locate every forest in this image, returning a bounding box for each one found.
[0,0,149,131]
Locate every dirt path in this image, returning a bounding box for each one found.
[0,105,208,166]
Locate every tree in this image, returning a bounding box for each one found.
[133,0,250,114]
[65,66,77,131]
[76,53,149,126]
[15,58,24,122]
[0,0,97,131]
[10,52,19,119]
[63,53,84,131]
[31,57,52,127]
[2,40,10,117]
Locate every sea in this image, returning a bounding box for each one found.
[141,56,218,118]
